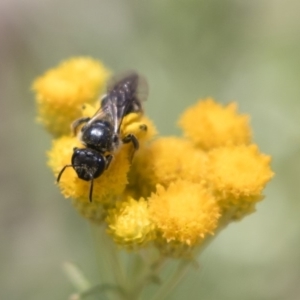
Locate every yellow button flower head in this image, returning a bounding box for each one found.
[33,57,275,270]
[127,137,208,199]
[148,181,220,257]
[207,144,274,219]
[178,98,252,150]
[33,57,110,136]
[106,197,155,249]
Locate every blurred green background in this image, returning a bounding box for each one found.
[1,0,300,299]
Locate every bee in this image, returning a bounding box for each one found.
[57,71,148,202]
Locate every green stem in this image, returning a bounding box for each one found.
[131,254,165,297]
[90,224,114,300]
[150,260,190,300]
[75,283,125,300]
[63,261,91,292]
[90,224,127,300]
[102,229,126,289]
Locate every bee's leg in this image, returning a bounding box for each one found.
[122,133,140,162]
[123,133,139,150]
[105,154,113,170]
[71,117,91,135]
[139,124,148,131]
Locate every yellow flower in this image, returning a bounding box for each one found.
[34,57,275,259]
[207,144,274,219]
[32,57,110,136]
[148,181,220,256]
[106,197,155,249]
[127,137,208,199]
[178,98,252,150]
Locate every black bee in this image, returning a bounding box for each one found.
[57,71,148,201]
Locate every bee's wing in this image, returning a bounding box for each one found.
[86,93,125,135]
[85,71,148,135]
[86,103,115,127]
[102,95,119,132]
[107,70,148,109]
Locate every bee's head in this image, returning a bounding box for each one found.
[57,147,107,202]
[71,147,106,181]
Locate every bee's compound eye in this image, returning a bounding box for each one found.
[71,148,106,181]
[93,154,107,178]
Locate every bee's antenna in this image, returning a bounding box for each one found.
[57,164,95,202]
[89,178,94,202]
[57,164,73,183]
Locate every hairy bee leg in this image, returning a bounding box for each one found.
[123,133,139,150]
[71,117,91,135]
[122,133,140,163]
